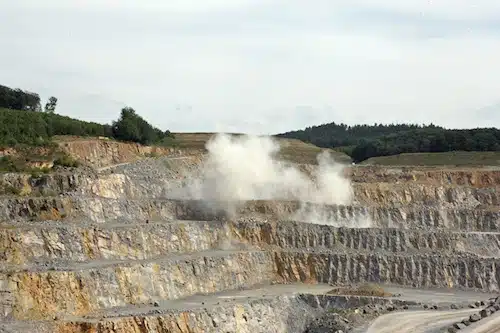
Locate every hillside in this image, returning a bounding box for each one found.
[172,132,352,164]
[0,106,347,172]
[361,151,500,166]
[0,107,112,146]
[0,106,172,172]
[277,122,500,163]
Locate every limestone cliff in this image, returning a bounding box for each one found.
[2,153,500,333]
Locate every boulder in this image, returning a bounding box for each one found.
[470,313,481,322]
[480,308,491,318]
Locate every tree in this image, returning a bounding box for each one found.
[111,107,173,145]
[112,107,155,144]
[44,96,58,113]
[0,85,41,111]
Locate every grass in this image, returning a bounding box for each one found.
[170,132,352,164]
[0,155,52,173]
[169,132,218,149]
[327,283,393,297]
[0,143,79,173]
[361,151,500,166]
[278,139,352,165]
[0,184,21,195]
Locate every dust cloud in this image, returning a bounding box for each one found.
[175,133,371,227]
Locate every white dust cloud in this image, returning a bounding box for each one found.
[176,133,371,227]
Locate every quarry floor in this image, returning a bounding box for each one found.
[70,284,492,319]
[0,283,495,332]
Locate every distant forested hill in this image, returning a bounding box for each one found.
[276,122,500,162]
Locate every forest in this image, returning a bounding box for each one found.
[277,122,500,162]
[0,84,173,147]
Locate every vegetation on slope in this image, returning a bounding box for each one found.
[0,83,173,148]
[327,283,393,297]
[0,106,174,148]
[172,132,352,164]
[0,107,112,146]
[362,151,500,166]
[111,107,173,146]
[277,123,500,163]
[0,83,177,172]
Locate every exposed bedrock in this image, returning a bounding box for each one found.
[1,251,274,319]
[3,220,500,266]
[0,172,89,197]
[2,249,499,321]
[71,171,500,209]
[273,251,500,292]
[348,167,500,187]
[2,156,500,333]
[2,161,500,198]
[2,197,500,231]
[54,294,409,333]
[114,157,500,188]
[353,183,500,207]
[59,297,317,333]
[0,221,235,264]
[5,165,499,208]
[231,220,500,257]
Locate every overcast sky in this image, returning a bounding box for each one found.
[1,1,500,134]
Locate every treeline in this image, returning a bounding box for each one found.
[0,107,111,146]
[0,84,41,111]
[0,107,173,147]
[277,122,500,162]
[0,83,173,147]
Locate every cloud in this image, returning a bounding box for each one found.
[343,0,500,20]
[1,0,499,133]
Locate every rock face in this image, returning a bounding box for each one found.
[57,138,194,168]
[1,156,500,333]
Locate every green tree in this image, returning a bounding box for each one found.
[44,96,58,113]
[112,107,167,145]
[0,85,41,111]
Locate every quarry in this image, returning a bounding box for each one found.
[1,133,500,333]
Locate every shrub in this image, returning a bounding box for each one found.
[53,155,79,168]
[327,283,392,297]
[0,156,19,172]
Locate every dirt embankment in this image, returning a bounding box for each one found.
[348,166,500,187]
[57,137,202,168]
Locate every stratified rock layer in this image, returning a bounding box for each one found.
[2,157,500,333]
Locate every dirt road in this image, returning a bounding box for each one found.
[461,312,500,333]
[365,309,479,333]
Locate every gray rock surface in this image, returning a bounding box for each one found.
[2,156,500,333]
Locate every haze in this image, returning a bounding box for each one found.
[1,0,500,134]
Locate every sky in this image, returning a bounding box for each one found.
[1,0,500,135]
